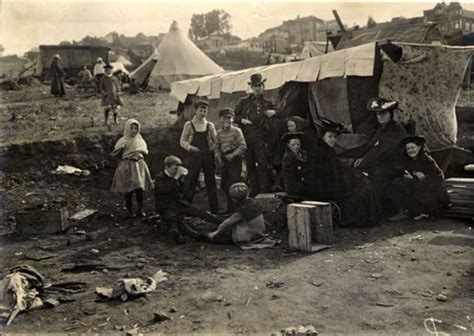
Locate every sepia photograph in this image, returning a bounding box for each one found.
[1,0,473,334]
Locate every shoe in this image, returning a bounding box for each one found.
[170,229,185,245]
[413,213,429,221]
[388,210,410,222]
[136,209,146,218]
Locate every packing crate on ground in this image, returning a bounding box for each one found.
[444,178,474,220]
[15,208,69,234]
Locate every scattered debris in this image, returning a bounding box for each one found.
[52,165,90,177]
[25,251,58,261]
[90,249,100,254]
[62,263,126,273]
[70,209,98,221]
[436,294,448,302]
[96,270,168,302]
[280,324,318,336]
[375,302,394,307]
[311,281,324,287]
[371,273,383,279]
[153,311,171,323]
[169,307,177,313]
[266,280,285,289]
[245,297,251,306]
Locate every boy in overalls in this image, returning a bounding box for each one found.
[179,99,219,213]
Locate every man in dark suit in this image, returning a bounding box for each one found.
[154,155,222,244]
[234,74,278,196]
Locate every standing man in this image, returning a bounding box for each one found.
[215,108,247,213]
[93,57,105,94]
[234,73,277,196]
[50,54,65,97]
[180,99,219,214]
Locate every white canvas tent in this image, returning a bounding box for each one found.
[116,55,132,67]
[130,21,224,90]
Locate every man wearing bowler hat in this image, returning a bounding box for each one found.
[234,73,277,196]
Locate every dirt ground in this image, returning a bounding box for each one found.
[0,85,473,335]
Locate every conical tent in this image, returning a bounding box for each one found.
[130,49,159,88]
[131,21,225,90]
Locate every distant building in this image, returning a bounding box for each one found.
[197,34,241,51]
[258,15,341,54]
[424,2,474,33]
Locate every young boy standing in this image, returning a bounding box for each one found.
[215,108,247,213]
[100,64,123,125]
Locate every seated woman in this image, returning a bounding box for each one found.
[306,118,381,227]
[353,97,407,203]
[387,135,448,221]
[281,131,309,198]
[184,183,275,247]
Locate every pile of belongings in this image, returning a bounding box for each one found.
[280,324,319,336]
[0,265,86,326]
[95,270,168,302]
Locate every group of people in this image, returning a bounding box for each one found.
[50,55,124,125]
[109,72,449,245]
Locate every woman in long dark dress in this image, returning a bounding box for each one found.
[50,54,65,97]
[353,97,407,202]
[307,118,381,227]
[387,135,448,221]
[281,131,309,198]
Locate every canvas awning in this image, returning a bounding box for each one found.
[171,42,377,103]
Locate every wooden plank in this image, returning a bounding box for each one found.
[15,208,69,234]
[301,201,333,245]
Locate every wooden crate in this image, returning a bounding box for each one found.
[301,201,333,245]
[15,208,69,234]
[255,193,283,213]
[444,178,474,220]
[287,203,332,252]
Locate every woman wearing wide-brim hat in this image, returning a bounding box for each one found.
[303,117,381,227]
[353,97,408,214]
[386,135,448,221]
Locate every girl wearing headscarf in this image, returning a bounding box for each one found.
[387,135,448,221]
[111,119,154,217]
[306,118,381,227]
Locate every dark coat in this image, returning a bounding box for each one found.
[154,171,184,211]
[100,75,123,107]
[234,94,276,143]
[282,148,309,197]
[307,137,381,227]
[387,152,448,214]
[50,60,65,97]
[357,119,407,194]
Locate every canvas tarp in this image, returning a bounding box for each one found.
[173,42,473,153]
[379,43,471,151]
[171,42,377,103]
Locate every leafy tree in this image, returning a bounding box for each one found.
[189,9,231,40]
[367,16,377,28]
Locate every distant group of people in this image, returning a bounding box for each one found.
[109,72,449,245]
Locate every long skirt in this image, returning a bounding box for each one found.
[111,159,154,193]
[51,77,65,97]
[336,177,381,227]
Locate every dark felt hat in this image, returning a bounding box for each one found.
[194,99,209,109]
[248,73,266,86]
[367,97,399,112]
[401,135,426,146]
[282,131,305,143]
[315,117,348,134]
[219,108,235,118]
[104,63,114,69]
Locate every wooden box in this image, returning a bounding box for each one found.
[301,201,333,245]
[15,208,69,234]
[444,178,474,219]
[287,203,332,252]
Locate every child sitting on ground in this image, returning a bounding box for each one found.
[186,182,273,246]
[111,119,154,218]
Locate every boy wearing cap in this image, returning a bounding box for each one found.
[99,64,123,125]
[180,99,219,213]
[155,155,222,244]
[94,57,105,94]
[215,108,247,212]
[234,73,277,196]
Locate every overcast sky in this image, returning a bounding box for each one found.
[3,1,474,55]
